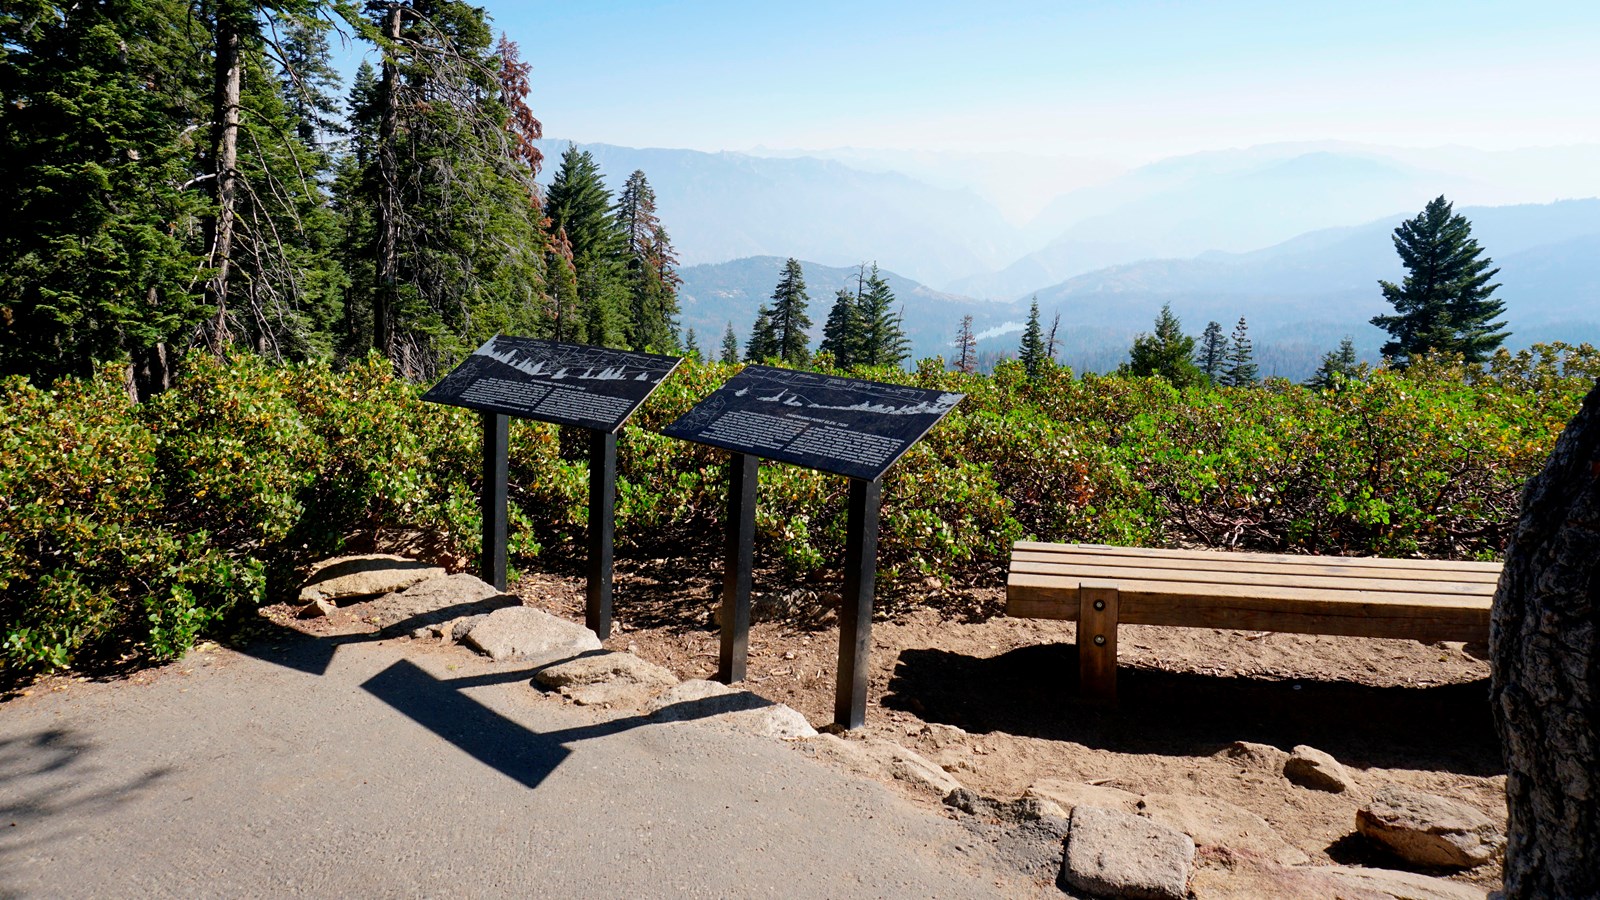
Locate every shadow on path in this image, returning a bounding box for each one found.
[883,644,1501,777]
[0,729,170,894]
[229,617,774,793]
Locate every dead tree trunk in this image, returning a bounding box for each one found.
[372,3,404,364]
[1490,377,1600,898]
[201,3,243,356]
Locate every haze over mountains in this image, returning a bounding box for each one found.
[535,138,1600,380]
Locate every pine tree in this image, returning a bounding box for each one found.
[1046,311,1062,361]
[762,257,812,365]
[854,264,909,368]
[1018,298,1047,378]
[1306,337,1361,389]
[1195,320,1226,384]
[720,321,740,364]
[354,0,549,377]
[1126,303,1200,386]
[683,327,699,360]
[1372,195,1508,366]
[954,315,977,373]
[0,0,208,394]
[1221,316,1258,386]
[745,307,777,362]
[819,288,863,368]
[615,170,680,351]
[276,11,343,149]
[545,145,626,348]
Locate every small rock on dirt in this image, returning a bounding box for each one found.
[1062,805,1194,900]
[1024,778,1142,816]
[298,554,445,603]
[800,735,962,799]
[1219,740,1290,774]
[648,680,817,740]
[1137,792,1309,866]
[299,598,339,619]
[1356,785,1502,869]
[1190,852,1487,899]
[1284,744,1352,793]
[460,607,601,662]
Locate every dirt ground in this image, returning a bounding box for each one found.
[505,549,1504,892]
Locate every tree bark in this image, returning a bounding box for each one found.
[372,3,403,364]
[201,3,243,356]
[1491,377,1600,898]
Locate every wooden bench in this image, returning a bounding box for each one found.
[1005,541,1500,701]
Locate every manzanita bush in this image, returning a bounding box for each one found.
[2,344,1595,674]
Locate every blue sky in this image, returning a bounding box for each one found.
[339,1,1600,160]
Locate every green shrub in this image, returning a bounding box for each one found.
[3,344,1593,675]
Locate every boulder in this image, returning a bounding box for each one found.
[1062,805,1194,900]
[370,573,510,629]
[1024,778,1142,816]
[298,554,445,603]
[648,680,817,739]
[535,651,679,690]
[534,651,679,707]
[460,607,601,662]
[1137,793,1309,866]
[1284,745,1353,793]
[1219,741,1291,774]
[1356,785,1502,869]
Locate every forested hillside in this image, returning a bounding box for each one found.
[0,2,686,396]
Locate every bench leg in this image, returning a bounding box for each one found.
[1079,586,1119,702]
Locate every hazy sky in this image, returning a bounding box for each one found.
[359,0,1597,162]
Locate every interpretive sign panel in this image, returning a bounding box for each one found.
[422,335,680,432]
[662,365,963,482]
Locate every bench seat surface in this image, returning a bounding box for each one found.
[1006,542,1498,643]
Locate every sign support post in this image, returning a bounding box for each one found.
[718,452,758,683]
[835,477,882,729]
[480,411,509,591]
[586,429,618,638]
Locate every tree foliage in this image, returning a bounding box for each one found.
[1018,299,1047,378]
[1372,195,1508,366]
[1221,316,1258,386]
[1126,303,1201,387]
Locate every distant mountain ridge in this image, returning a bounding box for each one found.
[682,199,1600,381]
[532,139,1019,286]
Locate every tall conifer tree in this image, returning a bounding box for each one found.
[545,145,626,347]
[1221,316,1258,386]
[819,288,863,367]
[721,321,740,364]
[954,315,977,373]
[745,307,777,362]
[1126,303,1201,387]
[1018,299,1047,378]
[767,257,812,365]
[1195,320,1226,384]
[1372,195,1508,366]
[854,264,909,368]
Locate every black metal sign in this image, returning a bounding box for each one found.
[423,335,681,433]
[422,335,681,639]
[661,365,963,482]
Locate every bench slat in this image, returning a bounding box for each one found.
[1010,559,1497,597]
[1006,574,1488,641]
[1010,548,1503,585]
[1013,540,1503,573]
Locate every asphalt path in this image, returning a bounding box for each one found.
[0,632,1045,898]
